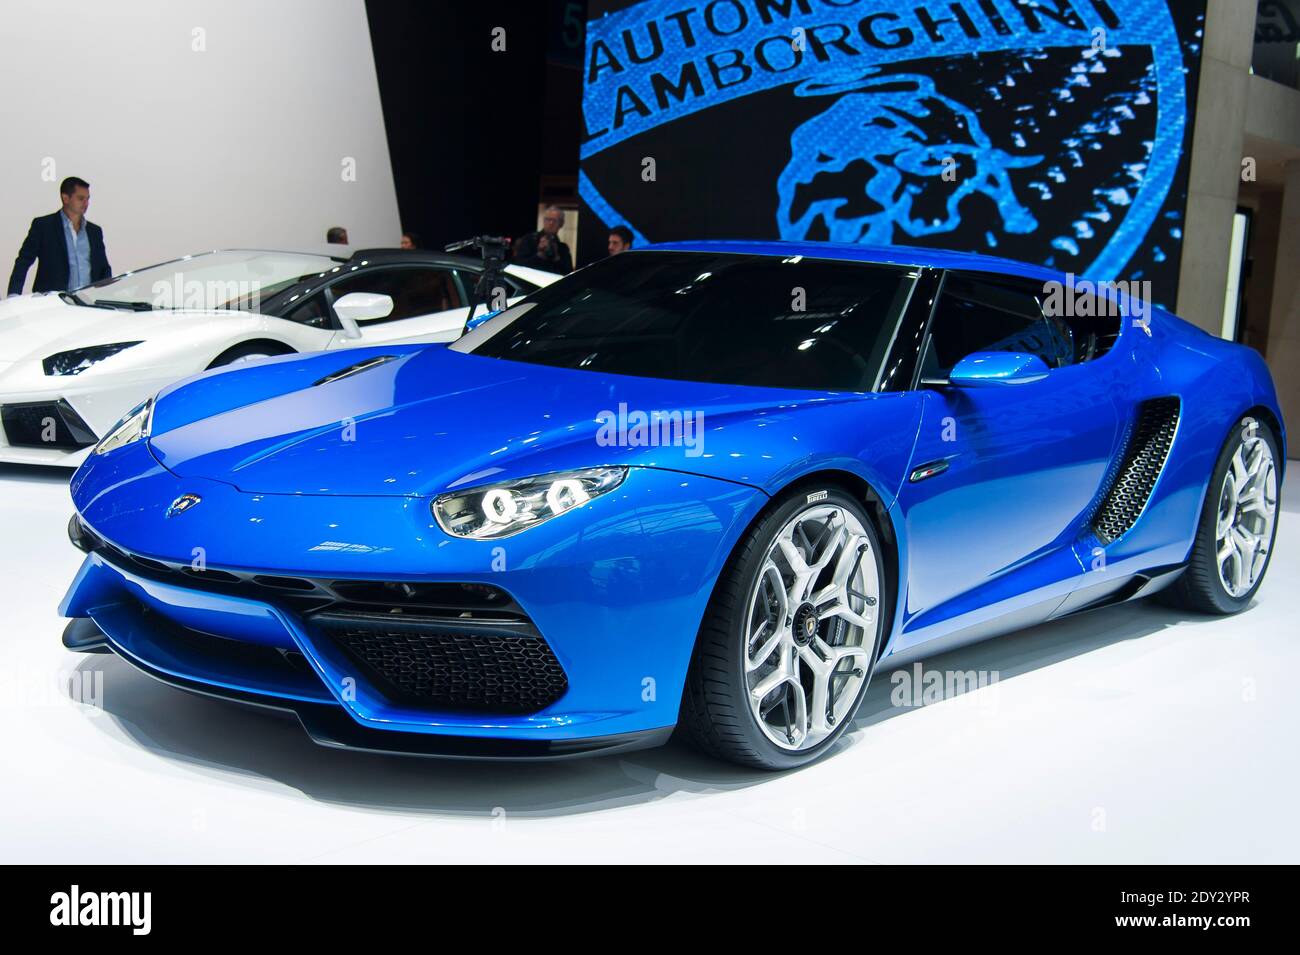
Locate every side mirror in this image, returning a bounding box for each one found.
[945,351,1050,387]
[333,292,393,339]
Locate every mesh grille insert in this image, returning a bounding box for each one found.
[1091,397,1180,544]
[313,611,568,714]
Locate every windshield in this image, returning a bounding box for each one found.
[453,251,916,392]
[77,250,340,312]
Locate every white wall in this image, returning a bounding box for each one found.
[0,0,401,291]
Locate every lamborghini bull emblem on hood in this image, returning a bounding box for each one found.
[165,494,202,518]
[776,70,1043,245]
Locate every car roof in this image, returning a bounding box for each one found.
[208,247,349,262]
[344,248,485,270]
[640,239,1067,285]
[254,247,514,317]
[210,247,483,270]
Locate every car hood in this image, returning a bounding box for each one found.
[0,295,235,363]
[147,345,918,498]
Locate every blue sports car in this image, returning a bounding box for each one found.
[60,241,1285,769]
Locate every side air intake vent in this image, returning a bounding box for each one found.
[1092,397,1180,544]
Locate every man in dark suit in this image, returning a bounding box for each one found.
[7,177,111,296]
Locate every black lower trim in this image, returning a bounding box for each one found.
[883,563,1188,666]
[82,623,672,761]
[298,708,674,760]
[69,512,527,622]
[1049,564,1186,618]
[1,399,97,449]
[62,617,112,653]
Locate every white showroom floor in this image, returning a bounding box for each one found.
[1,463,1297,864]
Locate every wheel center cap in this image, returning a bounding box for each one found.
[792,602,819,646]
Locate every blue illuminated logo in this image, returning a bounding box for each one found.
[777,69,1044,243]
[580,0,1191,286]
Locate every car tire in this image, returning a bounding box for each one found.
[679,485,888,770]
[207,342,290,369]
[1163,415,1281,615]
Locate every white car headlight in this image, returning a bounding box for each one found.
[43,341,143,376]
[94,396,155,456]
[432,467,628,540]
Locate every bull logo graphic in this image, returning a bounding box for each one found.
[777,70,1043,245]
[579,0,1194,295]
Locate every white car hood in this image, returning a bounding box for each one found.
[504,264,564,288]
[0,294,228,363]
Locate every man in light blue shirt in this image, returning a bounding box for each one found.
[8,176,111,296]
[62,203,92,290]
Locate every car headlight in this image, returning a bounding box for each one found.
[43,341,143,376]
[94,396,155,456]
[432,467,628,540]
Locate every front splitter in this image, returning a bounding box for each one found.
[66,616,674,761]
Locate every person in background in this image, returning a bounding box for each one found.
[326,226,349,245]
[7,176,111,297]
[400,231,419,250]
[511,206,572,274]
[608,225,633,256]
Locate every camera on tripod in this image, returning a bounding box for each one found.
[445,234,509,263]
[445,235,512,330]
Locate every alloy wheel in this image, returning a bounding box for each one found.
[743,504,880,751]
[1215,420,1278,598]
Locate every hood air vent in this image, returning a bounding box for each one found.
[312,354,399,387]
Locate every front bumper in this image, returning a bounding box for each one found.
[0,370,178,466]
[61,442,765,757]
[64,612,673,760]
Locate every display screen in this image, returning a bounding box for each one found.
[579,0,1207,306]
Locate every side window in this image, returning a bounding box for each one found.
[329,268,464,325]
[502,274,538,297]
[461,269,525,306]
[1043,291,1123,364]
[921,274,1068,379]
[282,292,330,329]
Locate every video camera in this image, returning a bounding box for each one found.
[445,234,510,263]
[444,235,512,330]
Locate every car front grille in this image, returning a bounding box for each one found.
[312,611,569,714]
[2,400,97,449]
[69,512,522,617]
[1091,396,1181,544]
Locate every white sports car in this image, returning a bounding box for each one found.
[0,248,557,466]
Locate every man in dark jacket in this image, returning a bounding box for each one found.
[7,177,111,296]
[511,206,573,275]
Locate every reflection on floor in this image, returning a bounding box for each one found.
[2,463,1296,862]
